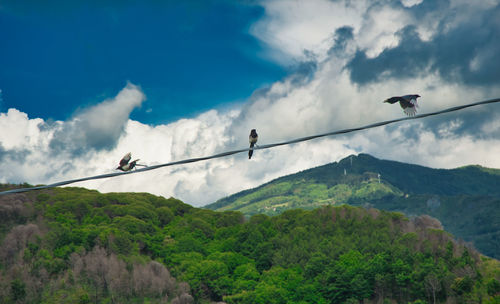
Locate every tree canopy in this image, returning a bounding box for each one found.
[1,186,499,303]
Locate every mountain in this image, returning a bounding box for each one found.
[1,186,500,303]
[205,154,500,259]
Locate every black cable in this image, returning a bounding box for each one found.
[1,97,499,195]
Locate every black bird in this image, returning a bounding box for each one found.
[116,152,145,171]
[384,94,421,116]
[248,129,258,159]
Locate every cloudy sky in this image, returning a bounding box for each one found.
[1,0,500,206]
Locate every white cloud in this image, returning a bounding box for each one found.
[349,123,500,169]
[250,0,368,63]
[0,109,47,150]
[49,83,145,155]
[356,5,410,58]
[401,0,423,7]
[249,0,440,63]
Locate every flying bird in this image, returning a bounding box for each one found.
[248,129,258,159]
[384,94,421,116]
[116,152,146,171]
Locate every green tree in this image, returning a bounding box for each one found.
[452,276,473,295]
[486,278,500,296]
[157,206,174,226]
[10,279,26,302]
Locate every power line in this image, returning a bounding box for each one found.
[1,97,499,195]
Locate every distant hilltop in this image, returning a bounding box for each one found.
[205,153,500,259]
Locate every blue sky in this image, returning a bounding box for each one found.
[1,0,500,205]
[0,1,286,123]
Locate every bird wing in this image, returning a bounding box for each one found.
[399,99,413,109]
[401,95,419,104]
[120,152,132,166]
[403,105,417,116]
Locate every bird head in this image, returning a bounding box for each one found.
[415,94,421,98]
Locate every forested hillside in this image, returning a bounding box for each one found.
[1,186,500,303]
[206,154,500,259]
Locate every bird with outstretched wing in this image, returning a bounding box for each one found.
[384,94,421,116]
[116,152,147,171]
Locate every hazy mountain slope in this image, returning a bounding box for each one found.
[205,154,500,259]
[1,186,499,303]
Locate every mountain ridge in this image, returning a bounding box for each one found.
[205,154,500,259]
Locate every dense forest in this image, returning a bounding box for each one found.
[206,154,500,259]
[1,185,500,303]
[0,188,500,303]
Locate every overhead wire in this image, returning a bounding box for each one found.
[1,97,499,195]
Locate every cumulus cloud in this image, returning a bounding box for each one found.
[49,83,145,156]
[1,0,500,206]
[250,0,368,63]
[347,1,500,86]
[0,108,46,150]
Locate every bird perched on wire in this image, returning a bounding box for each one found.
[383,94,421,116]
[248,129,258,159]
[116,152,146,171]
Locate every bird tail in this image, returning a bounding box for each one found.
[249,143,255,159]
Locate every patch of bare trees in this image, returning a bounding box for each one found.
[68,246,193,303]
[0,224,193,303]
[0,223,45,303]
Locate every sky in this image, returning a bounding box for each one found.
[0,1,286,123]
[1,0,500,206]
